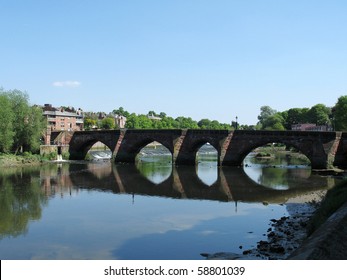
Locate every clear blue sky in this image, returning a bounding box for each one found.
[1,0,347,125]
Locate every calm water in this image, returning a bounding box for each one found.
[0,147,339,260]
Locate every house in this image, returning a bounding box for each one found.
[291,123,317,131]
[291,123,333,132]
[147,114,162,121]
[115,114,127,128]
[42,104,84,144]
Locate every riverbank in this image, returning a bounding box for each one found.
[204,178,347,260]
[203,191,325,260]
[0,153,43,167]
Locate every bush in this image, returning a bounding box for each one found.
[42,151,57,161]
[62,151,70,160]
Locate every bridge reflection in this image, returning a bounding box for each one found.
[40,163,336,204]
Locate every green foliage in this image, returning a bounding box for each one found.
[62,151,70,160]
[334,95,347,131]
[258,106,277,126]
[260,102,334,131]
[26,105,46,153]
[198,119,231,129]
[84,118,97,130]
[284,108,310,129]
[123,113,229,130]
[0,93,14,152]
[175,116,199,129]
[112,107,130,118]
[257,106,285,130]
[307,104,331,125]
[197,118,211,129]
[100,117,115,129]
[7,90,30,153]
[42,151,57,161]
[262,113,285,130]
[0,88,45,154]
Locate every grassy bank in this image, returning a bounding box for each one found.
[254,146,310,163]
[307,179,347,235]
[0,152,43,166]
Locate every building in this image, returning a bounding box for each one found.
[291,123,317,131]
[42,104,84,144]
[147,114,162,121]
[291,123,333,132]
[115,114,127,128]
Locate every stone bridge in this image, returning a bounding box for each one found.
[54,129,347,169]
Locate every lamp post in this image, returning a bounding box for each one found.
[235,116,238,130]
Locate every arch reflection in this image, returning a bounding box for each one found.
[2,162,337,243]
[41,162,338,204]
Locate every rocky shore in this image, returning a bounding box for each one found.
[202,191,327,260]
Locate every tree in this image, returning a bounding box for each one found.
[0,93,14,152]
[262,113,285,130]
[24,105,45,153]
[148,110,158,117]
[112,107,130,118]
[159,112,167,118]
[258,106,277,129]
[7,90,30,153]
[125,113,138,128]
[198,119,211,129]
[175,117,199,129]
[0,88,46,153]
[84,118,97,130]
[100,117,115,129]
[157,116,176,129]
[137,115,154,128]
[125,114,153,129]
[284,108,310,129]
[334,95,347,131]
[307,104,331,125]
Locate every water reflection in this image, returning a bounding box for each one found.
[39,162,335,204]
[0,160,337,242]
[243,152,314,191]
[0,161,340,260]
[0,167,48,239]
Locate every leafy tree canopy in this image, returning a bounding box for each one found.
[334,95,347,131]
[0,88,45,154]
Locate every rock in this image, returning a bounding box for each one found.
[243,250,252,255]
[269,245,285,254]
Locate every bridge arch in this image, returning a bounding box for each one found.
[71,139,114,160]
[222,130,337,169]
[68,130,121,160]
[188,140,220,165]
[238,140,312,166]
[115,137,175,164]
[175,140,222,165]
[136,140,173,163]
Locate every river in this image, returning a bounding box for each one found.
[0,145,340,260]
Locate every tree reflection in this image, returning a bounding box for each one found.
[0,167,48,238]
